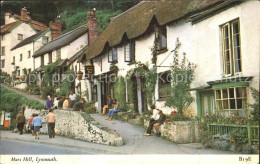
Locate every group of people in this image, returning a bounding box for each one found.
[16,109,56,139]
[102,96,120,121]
[46,91,86,111]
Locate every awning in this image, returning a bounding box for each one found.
[187,86,211,91]
[207,76,253,89]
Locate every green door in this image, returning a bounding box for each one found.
[198,91,215,117]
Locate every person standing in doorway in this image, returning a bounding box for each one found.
[46,109,56,138]
[16,111,26,135]
[32,114,42,139]
[102,96,113,115]
[69,91,77,108]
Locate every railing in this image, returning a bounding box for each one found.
[207,123,259,145]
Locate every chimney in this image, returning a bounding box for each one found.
[86,8,98,45]
[21,7,28,21]
[49,16,62,40]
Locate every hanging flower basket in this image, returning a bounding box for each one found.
[77,71,83,80]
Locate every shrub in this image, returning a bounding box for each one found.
[41,86,55,99]
[248,87,259,121]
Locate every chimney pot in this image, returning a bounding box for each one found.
[21,7,28,21]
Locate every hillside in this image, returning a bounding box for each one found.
[1,1,140,34]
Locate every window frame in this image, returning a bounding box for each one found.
[48,52,52,64]
[20,54,23,61]
[108,48,117,63]
[18,34,23,40]
[41,55,44,66]
[124,40,135,63]
[42,36,49,44]
[13,56,15,64]
[1,46,5,56]
[28,51,31,58]
[215,86,247,111]
[1,59,5,68]
[156,25,167,51]
[56,49,61,60]
[221,19,242,77]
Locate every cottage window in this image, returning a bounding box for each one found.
[158,71,171,99]
[41,55,44,66]
[221,19,241,76]
[215,87,247,112]
[125,40,135,62]
[42,36,49,44]
[48,52,52,63]
[1,46,5,56]
[13,56,15,64]
[18,34,23,40]
[157,25,167,51]
[56,49,61,60]
[108,48,117,63]
[1,60,5,68]
[28,51,31,58]
[20,54,23,61]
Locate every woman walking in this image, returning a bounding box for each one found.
[28,113,36,136]
[32,114,42,139]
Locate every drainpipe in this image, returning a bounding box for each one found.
[137,77,142,115]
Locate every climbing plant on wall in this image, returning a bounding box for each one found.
[114,76,127,111]
[56,69,75,97]
[42,61,59,85]
[165,38,196,116]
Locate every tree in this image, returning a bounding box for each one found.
[165,39,196,116]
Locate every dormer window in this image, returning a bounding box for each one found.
[108,48,117,63]
[18,34,23,40]
[157,25,167,51]
[42,36,49,44]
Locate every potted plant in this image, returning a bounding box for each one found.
[77,71,83,80]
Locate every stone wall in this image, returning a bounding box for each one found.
[24,107,123,146]
[144,117,199,144]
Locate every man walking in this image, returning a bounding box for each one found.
[46,109,56,138]
[16,111,25,135]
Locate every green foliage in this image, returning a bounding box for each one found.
[165,39,196,116]
[126,79,134,104]
[43,61,59,85]
[26,85,40,95]
[84,102,96,114]
[170,114,191,121]
[145,70,157,105]
[0,88,44,129]
[114,76,128,111]
[56,69,75,97]
[248,87,259,121]
[229,128,248,144]
[41,86,55,99]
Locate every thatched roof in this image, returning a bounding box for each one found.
[78,0,228,61]
[33,25,88,58]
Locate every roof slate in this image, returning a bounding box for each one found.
[33,25,88,58]
[78,0,230,61]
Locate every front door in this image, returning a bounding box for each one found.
[199,91,215,117]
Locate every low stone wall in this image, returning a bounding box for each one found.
[24,107,123,146]
[144,117,199,144]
